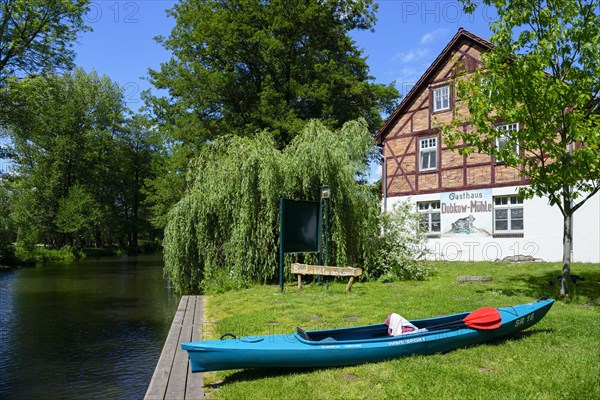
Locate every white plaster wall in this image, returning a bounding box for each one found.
[386,185,599,263]
[572,190,600,262]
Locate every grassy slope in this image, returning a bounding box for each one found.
[202,262,599,399]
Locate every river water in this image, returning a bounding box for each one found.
[0,254,179,400]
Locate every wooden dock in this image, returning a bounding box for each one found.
[145,295,204,400]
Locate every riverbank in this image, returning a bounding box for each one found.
[201,261,599,399]
[1,241,163,266]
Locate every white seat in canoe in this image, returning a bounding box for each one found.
[386,313,422,336]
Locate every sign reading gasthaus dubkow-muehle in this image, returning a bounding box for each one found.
[441,189,492,237]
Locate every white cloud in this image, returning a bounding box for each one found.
[420,28,449,45]
[390,31,450,94]
[392,65,426,95]
[393,47,430,64]
[396,67,418,82]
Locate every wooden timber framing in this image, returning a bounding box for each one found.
[145,295,204,400]
[376,28,528,198]
[291,263,362,292]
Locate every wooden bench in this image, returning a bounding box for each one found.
[291,263,362,292]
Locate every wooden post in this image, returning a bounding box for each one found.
[297,274,302,289]
[346,276,355,292]
[279,198,284,292]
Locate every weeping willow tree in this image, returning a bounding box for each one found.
[163,119,381,293]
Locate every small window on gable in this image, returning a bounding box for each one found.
[496,123,520,155]
[419,136,437,171]
[432,85,450,112]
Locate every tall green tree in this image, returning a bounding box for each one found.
[0,180,14,264]
[117,115,162,250]
[3,68,127,249]
[447,0,600,297]
[145,0,398,227]
[0,0,89,258]
[147,0,398,147]
[142,137,191,231]
[0,0,89,83]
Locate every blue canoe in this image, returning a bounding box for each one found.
[181,298,554,372]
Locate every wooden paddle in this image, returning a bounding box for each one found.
[428,307,502,331]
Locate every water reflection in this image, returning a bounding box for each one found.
[0,254,178,400]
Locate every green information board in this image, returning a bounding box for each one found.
[279,198,322,290]
[281,199,321,253]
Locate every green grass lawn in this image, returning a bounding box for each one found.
[201,262,599,399]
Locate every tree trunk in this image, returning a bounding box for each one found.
[95,230,102,248]
[560,213,572,297]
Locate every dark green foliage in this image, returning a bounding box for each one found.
[0,0,90,84]
[54,184,102,237]
[4,69,125,249]
[0,183,16,265]
[147,0,398,148]
[143,139,191,231]
[117,115,163,250]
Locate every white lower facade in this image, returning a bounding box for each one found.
[386,185,600,263]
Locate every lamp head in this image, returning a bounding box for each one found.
[321,185,331,200]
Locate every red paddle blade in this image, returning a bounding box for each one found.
[464,307,502,330]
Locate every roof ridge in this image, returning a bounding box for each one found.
[375,28,493,144]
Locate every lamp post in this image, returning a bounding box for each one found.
[321,185,330,269]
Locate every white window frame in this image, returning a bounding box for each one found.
[493,195,524,235]
[432,85,450,112]
[495,122,520,155]
[419,136,437,171]
[418,201,441,234]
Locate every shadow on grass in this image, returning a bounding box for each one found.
[476,269,600,304]
[484,328,555,347]
[217,366,330,386]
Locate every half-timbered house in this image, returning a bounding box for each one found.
[376,28,599,262]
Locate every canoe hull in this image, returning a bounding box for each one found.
[182,298,554,372]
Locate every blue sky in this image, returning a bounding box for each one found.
[74,1,497,107]
[2,1,499,176]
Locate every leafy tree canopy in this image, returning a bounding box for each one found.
[0,0,90,84]
[2,69,159,251]
[147,0,399,149]
[0,182,14,263]
[447,0,600,296]
[3,68,126,248]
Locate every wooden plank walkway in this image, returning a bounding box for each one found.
[145,295,204,400]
